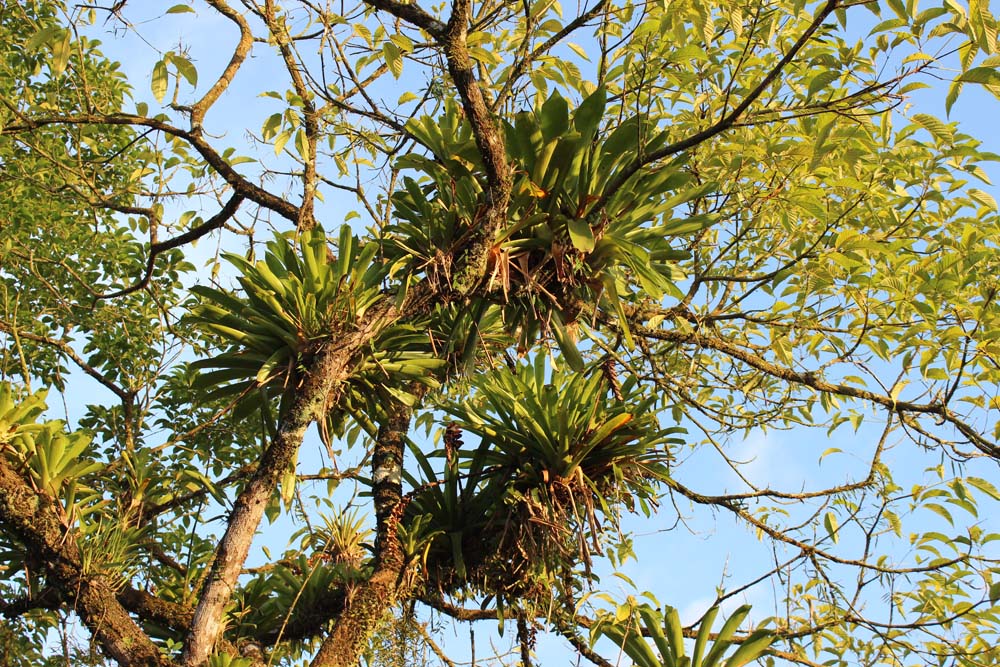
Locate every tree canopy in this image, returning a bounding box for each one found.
[2,0,1000,666]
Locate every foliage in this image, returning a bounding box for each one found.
[594,602,778,667]
[2,0,1000,666]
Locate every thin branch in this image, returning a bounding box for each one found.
[3,114,300,222]
[622,319,1000,459]
[494,0,609,109]
[97,193,245,300]
[264,0,319,228]
[595,0,840,211]
[0,320,132,403]
[418,622,457,667]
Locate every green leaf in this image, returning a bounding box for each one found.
[294,128,309,161]
[255,347,291,384]
[819,447,842,462]
[25,25,60,51]
[166,3,196,13]
[664,606,685,661]
[692,606,719,667]
[574,84,606,137]
[638,607,675,667]
[967,476,1000,501]
[550,311,584,372]
[661,213,720,236]
[925,502,954,525]
[383,41,403,79]
[566,217,596,252]
[567,42,590,61]
[273,128,293,156]
[823,511,839,543]
[958,67,1000,85]
[699,607,756,667]
[262,113,282,141]
[659,181,720,215]
[807,70,840,99]
[540,91,570,142]
[946,79,963,117]
[725,630,777,667]
[49,29,71,76]
[151,59,169,103]
[171,54,198,87]
[912,113,953,143]
[970,188,998,210]
[280,467,296,510]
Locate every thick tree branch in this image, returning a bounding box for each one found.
[180,305,398,666]
[177,277,440,665]
[118,586,195,632]
[309,396,416,667]
[418,595,496,621]
[0,587,63,618]
[191,0,254,130]
[439,0,513,293]
[0,459,170,666]
[362,0,446,37]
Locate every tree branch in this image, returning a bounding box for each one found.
[264,0,319,228]
[362,0,446,38]
[97,194,244,300]
[624,320,1000,459]
[0,459,170,666]
[191,0,254,130]
[309,395,417,667]
[180,306,398,666]
[0,320,133,403]
[3,114,300,222]
[494,0,609,109]
[438,0,513,293]
[596,0,839,211]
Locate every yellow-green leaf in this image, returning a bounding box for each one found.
[824,511,839,543]
[566,217,595,252]
[273,128,293,156]
[171,53,198,87]
[383,41,403,79]
[151,59,169,103]
[50,29,71,76]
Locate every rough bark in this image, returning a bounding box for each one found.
[441,0,512,294]
[310,396,415,667]
[191,0,254,132]
[181,306,397,666]
[0,460,170,667]
[299,2,518,664]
